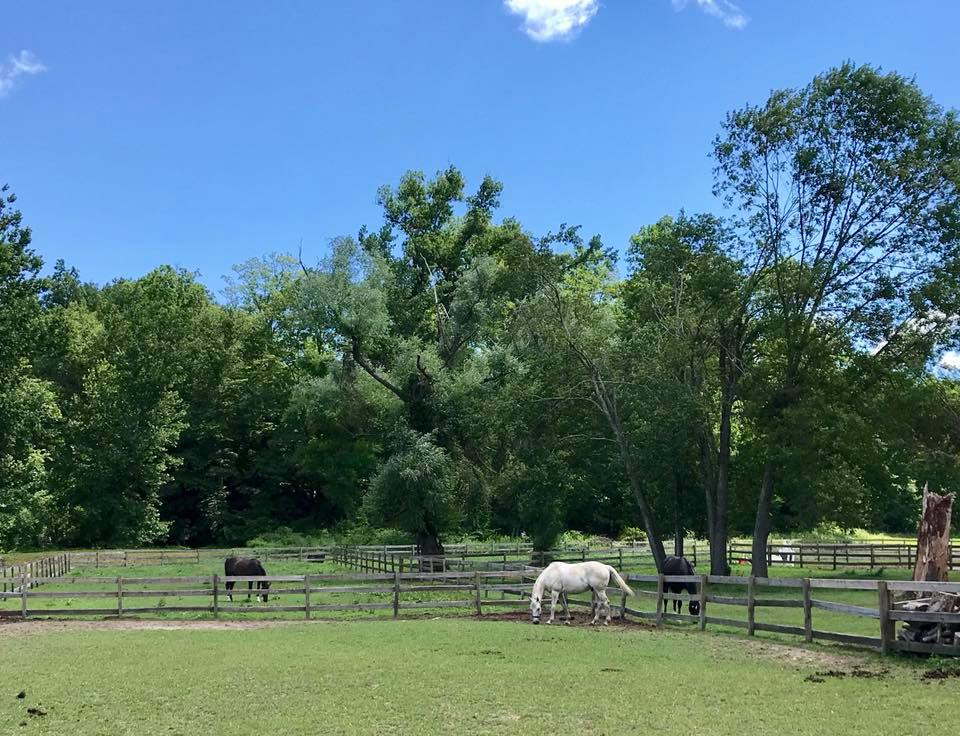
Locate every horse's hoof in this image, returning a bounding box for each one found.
[564,621,570,626]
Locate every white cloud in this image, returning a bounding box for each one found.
[504,0,599,42]
[938,351,960,373]
[0,50,46,97]
[672,0,748,29]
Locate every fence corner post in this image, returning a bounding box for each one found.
[213,574,219,618]
[393,569,400,618]
[304,574,312,620]
[698,575,707,631]
[802,578,812,643]
[474,571,482,616]
[878,580,893,655]
[656,574,664,626]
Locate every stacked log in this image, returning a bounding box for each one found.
[897,592,960,645]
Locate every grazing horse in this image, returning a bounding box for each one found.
[662,555,699,616]
[224,557,270,602]
[530,561,634,626]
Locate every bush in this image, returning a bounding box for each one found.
[618,527,647,543]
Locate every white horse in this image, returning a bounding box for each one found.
[530,561,634,625]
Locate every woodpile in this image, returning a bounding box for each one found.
[897,592,960,645]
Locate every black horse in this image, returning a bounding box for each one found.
[224,557,270,602]
[662,555,700,616]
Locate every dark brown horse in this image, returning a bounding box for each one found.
[224,557,270,602]
[663,555,699,616]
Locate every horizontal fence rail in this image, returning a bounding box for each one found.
[2,565,958,657]
[7,539,953,578]
[726,542,959,570]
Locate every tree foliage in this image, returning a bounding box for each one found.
[1,63,959,559]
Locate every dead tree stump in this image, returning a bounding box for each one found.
[912,484,954,583]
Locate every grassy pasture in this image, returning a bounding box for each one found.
[0,618,954,735]
[4,557,948,644]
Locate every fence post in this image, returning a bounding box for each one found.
[869,546,875,569]
[656,574,664,626]
[832,547,837,570]
[213,575,219,618]
[798,545,804,568]
[878,581,894,655]
[160,551,165,566]
[304,574,312,620]
[393,569,400,618]
[124,550,128,567]
[802,578,812,642]
[474,571,482,616]
[21,574,27,618]
[618,548,623,570]
[117,577,123,618]
[747,576,756,636]
[196,549,201,564]
[698,575,707,631]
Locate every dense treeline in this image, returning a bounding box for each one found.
[2,63,960,573]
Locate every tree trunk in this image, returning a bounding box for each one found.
[912,484,954,582]
[416,527,445,572]
[699,354,735,576]
[618,441,666,571]
[751,460,775,578]
[712,380,734,575]
[673,471,684,557]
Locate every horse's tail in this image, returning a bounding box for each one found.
[606,565,634,596]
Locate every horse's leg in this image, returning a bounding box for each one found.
[548,590,559,624]
[561,592,571,624]
[226,581,233,602]
[598,590,611,625]
[247,581,253,601]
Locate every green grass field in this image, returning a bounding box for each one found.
[1,618,955,735]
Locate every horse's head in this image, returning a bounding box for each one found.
[530,594,542,624]
[688,599,700,616]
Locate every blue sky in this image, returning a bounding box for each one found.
[3,1,959,297]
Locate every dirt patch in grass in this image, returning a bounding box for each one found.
[477,610,655,629]
[921,667,960,681]
[732,637,874,671]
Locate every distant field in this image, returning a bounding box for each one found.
[0,618,953,736]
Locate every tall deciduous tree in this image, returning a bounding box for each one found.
[714,63,960,575]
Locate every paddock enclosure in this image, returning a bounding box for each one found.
[3,543,960,657]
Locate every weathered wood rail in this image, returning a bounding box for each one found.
[0,554,71,594]
[726,542,960,570]
[2,567,958,656]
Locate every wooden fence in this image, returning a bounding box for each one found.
[13,540,955,574]
[63,543,538,569]
[0,554,70,593]
[725,542,958,569]
[2,567,958,656]
[331,543,661,574]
